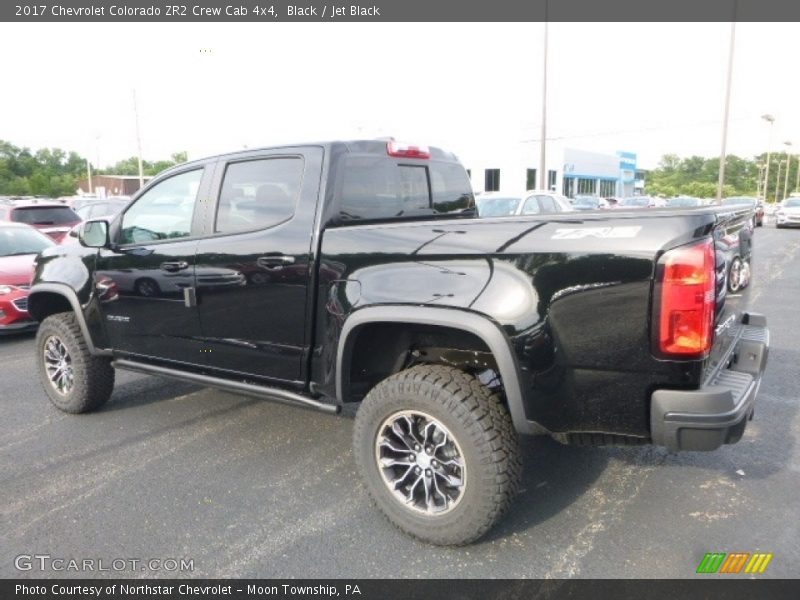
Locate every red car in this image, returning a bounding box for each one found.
[0,222,54,334]
[0,198,81,243]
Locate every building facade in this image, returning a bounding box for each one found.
[462,143,639,199]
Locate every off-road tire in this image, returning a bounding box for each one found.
[36,312,115,413]
[353,364,522,545]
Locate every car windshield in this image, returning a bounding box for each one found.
[783,198,800,208]
[722,197,756,207]
[667,197,700,207]
[11,206,80,225]
[622,197,649,206]
[0,226,55,256]
[476,197,520,217]
[573,196,599,208]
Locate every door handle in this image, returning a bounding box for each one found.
[257,255,295,269]
[160,261,190,272]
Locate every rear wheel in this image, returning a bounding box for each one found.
[353,365,521,545]
[728,257,744,292]
[36,312,114,414]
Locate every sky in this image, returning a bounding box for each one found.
[1,21,799,170]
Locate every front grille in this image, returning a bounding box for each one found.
[12,297,28,312]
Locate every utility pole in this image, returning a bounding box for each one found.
[538,16,548,191]
[783,142,792,201]
[795,154,800,196]
[716,19,736,204]
[775,160,785,203]
[761,114,775,201]
[86,158,93,195]
[133,89,145,189]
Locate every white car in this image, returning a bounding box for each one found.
[476,190,574,217]
[775,197,800,228]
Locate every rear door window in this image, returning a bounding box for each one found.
[215,157,304,234]
[521,196,541,215]
[539,196,557,212]
[11,206,79,225]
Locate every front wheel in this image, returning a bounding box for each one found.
[353,365,521,545]
[36,312,115,413]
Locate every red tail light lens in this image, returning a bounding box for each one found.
[387,141,431,159]
[656,239,715,357]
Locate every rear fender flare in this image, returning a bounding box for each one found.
[336,305,538,435]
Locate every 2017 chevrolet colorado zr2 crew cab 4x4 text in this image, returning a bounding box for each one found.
[27,140,769,545]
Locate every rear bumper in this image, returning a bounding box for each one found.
[650,313,769,451]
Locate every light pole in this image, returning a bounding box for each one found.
[775,160,785,203]
[783,141,792,200]
[538,16,548,191]
[796,153,800,196]
[762,114,775,201]
[716,20,736,203]
[756,162,764,198]
[133,89,145,189]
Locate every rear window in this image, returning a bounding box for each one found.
[11,206,79,225]
[0,225,54,256]
[336,157,474,222]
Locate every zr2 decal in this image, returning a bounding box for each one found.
[551,226,642,240]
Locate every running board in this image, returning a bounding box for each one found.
[112,359,340,415]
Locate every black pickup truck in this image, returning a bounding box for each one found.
[28,140,769,545]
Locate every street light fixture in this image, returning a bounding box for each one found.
[762,114,775,201]
[783,141,792,201]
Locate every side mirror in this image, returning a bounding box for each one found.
[78,220,109,248]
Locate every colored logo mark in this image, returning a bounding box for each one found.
[696,552,773,574]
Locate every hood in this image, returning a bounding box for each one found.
[0,253,37,286]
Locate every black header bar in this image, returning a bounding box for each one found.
[4,0,800,22]
[5,579,800,600]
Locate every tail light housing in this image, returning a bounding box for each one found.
[653,238,716,358]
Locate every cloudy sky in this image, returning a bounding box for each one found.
[1,22,799,169]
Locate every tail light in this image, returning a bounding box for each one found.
[387,140,430,159]
[654,238,716,358]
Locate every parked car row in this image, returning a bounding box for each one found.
[0,221,55,334]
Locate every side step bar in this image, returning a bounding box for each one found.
[112,359,340,415]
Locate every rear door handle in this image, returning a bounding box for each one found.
[160,261,190,272]
[257,255,295,269]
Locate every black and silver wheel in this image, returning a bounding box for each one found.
[36,312,115,414]
[375,410,467,515]
[728,257,743,292]
[43,335,75,396]
[353,365,521,545]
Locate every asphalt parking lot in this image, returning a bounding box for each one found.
[1,223,798,579]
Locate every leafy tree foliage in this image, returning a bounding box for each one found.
[646,152,797,201]
[0,140,187,198]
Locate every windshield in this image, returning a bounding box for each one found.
[0,226,55,256]
[573,196,599,208]
[622,197,649,206]
[722,197,756,207]
[11,206,80,225]
[783,198,800,208]
[667,197,700,207]
[476,197,520,217]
